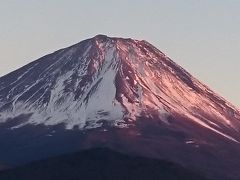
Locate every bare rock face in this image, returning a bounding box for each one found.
[0,35,240,179]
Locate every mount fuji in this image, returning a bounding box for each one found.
[0,35,240,179]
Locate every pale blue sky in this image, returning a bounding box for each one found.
[0,0,239,107]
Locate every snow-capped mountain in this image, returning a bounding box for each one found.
[0,35,239,141]
[0,35,240,179]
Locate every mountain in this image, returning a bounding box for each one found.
[0,148,209,180]
[0,35,240,179]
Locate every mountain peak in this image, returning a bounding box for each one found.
[94,34,108,38]
[92,34,146,44]
[0,36,240,143]
[1,36,240,180]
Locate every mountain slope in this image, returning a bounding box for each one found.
[0,35,240,179]
[0,148,210,180]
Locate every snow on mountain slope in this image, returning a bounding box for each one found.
[0,35,240,143]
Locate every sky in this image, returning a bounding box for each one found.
[0,0,239,107]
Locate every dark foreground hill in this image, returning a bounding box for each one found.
[0,148,209,180]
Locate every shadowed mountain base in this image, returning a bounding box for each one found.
[0,148,209,180]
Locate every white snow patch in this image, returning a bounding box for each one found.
[1,44,127,130]
[185,140,195,144]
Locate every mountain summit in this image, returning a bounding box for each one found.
[0,35,239,140]
[0,35,240,179]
